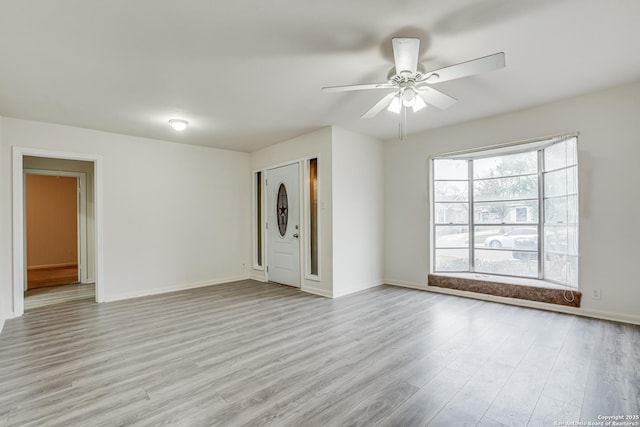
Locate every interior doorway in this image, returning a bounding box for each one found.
[12,148,103,317]
[24,171,87,290]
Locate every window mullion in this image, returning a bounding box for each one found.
[431,159,436,274]
[468,160,474,273]
[538,149,545,280]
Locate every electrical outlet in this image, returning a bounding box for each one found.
[241,263,246,270]
[591,288,601,300]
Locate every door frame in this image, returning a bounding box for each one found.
[12,147,104,317]
[23,169,89,287]
[264,161,303,287]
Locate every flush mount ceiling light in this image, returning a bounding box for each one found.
[168,119,188,131]
[322,37,505,140]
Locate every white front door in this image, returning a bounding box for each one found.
[266,163,300,287]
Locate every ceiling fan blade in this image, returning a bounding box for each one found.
[419,87,458,109]
[361,92,398,119]
[322,83,395,93]
[392,38,420,75]
[421,52,505,84]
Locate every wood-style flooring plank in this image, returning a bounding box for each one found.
[0,279,638,427]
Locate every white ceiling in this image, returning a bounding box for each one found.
[1,0,640,152]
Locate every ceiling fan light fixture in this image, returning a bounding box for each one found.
[401,88,417,107]
[168,119,188,131]
[320,37,505,140]
[387,96,401,114]
[412,95,427,112]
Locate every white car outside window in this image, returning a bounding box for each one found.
[484,228,537,248]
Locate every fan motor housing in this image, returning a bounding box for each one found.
[387,64,427,84]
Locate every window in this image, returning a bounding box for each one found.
[254,171,263,268]
[543,138,578,287]
[309,158,319,276]
[432,136,578,288]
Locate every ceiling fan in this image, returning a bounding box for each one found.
[322,38,505,140]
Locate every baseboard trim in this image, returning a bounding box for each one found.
[301,284,333,298]
[27,262,78,271]
[301,281,385,299]
[384,279,428,291]
[1,310,17,321]
[250,274,267,282]
[104,275,252,302]
[385,279,640,325]
[332,281,384,298]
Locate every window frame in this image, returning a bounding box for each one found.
[252,169,265,270]
[430,134,578,287]
[304,157,321,281]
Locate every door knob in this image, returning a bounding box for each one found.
[293,233,299,238]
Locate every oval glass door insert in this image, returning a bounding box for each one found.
[277,183,288,237]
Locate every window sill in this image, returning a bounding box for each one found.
[428,273,581,307]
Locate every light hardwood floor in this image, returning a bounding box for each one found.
[24,283,95,311]
[0,280,638,426]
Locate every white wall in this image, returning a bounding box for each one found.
[332,127,384,296]
[250,127,334,297]
[384,80,640,323]
[1,118,251,311]
[0,117,6,327]
[4,81,637,325]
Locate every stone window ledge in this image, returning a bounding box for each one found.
[428,273,581,308]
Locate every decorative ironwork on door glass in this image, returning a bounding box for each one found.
[277,183,288,237]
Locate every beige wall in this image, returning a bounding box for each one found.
[26,174,78,269]
[250,126,385,298]
[1,118,251,316]
[384,79,640,324]
[250,127,334,297]
[331,127,385,297]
